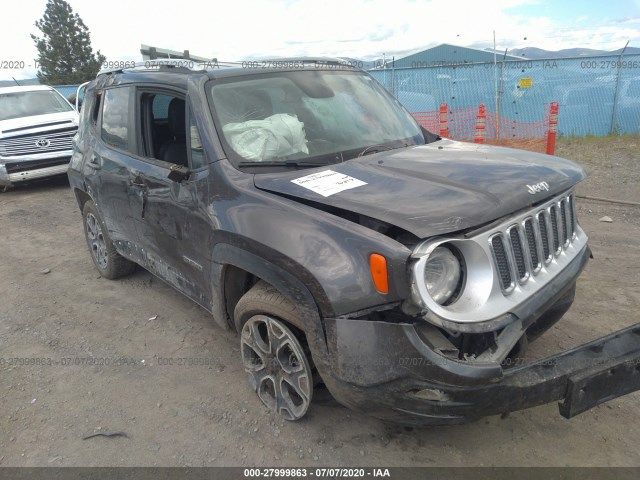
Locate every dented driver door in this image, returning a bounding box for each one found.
[128,159,212,308]
[127,91,213,308]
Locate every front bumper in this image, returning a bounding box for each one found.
[0,155,71,186]
[323,321,640,425]
[319,245,640,425]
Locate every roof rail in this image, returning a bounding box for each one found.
[96,57,361,77]
[258,57,361,68]
[97,59,243,76]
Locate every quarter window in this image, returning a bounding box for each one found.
[101,87,130,151]
[189,110,206,169]
[91,92,102,127]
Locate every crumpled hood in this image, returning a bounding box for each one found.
[253,139,586,238]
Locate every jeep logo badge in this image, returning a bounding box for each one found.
[35,138,50,148]
[526,181,550,195]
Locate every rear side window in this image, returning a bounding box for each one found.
[91,92,102,127]
[101,87,130,151]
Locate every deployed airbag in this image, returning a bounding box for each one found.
[223,113,308,161]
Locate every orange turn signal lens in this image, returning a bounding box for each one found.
[369,253,389,294]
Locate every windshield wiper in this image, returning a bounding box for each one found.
[237,160,333,168]
[357,143,410,157]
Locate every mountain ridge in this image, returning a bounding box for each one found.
[497,46,640,59]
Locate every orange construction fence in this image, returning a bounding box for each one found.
[412,102,560,155]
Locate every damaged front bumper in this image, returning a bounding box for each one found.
[320,246,640,425]
[323,319,640,425]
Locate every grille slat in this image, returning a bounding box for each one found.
[550,206,560,254]
[565,196,575,240]
[491,235,513,291]
[509,227,528,280]
[560,200,569,246]
[490,193,578,294]
[538,212,551,262]
[524,218,540,271]
[569,196,575,238]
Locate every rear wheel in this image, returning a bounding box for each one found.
[82,201,136,279]
[235,282,314,420]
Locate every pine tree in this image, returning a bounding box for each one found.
[31,0,105,85]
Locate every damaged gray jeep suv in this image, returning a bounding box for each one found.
[68,59,640,425]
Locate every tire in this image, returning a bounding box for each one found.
[82,201,136,280]
[235,281,314,421]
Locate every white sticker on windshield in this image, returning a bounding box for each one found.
[291,170,367,197]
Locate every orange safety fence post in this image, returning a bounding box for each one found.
[439,103,449,137]
[546,102,559,155]
[474,104,486,144]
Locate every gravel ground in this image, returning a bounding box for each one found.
[1,136,639,467]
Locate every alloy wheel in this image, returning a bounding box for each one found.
[85,212,108,270]
[241,315,313,420]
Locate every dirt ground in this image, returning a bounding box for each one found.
[1,136,639,467]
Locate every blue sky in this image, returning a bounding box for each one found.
[508,0,639,24]
[504,0,640,49]
[1,0,639,80]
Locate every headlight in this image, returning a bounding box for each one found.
[424,246,461,305]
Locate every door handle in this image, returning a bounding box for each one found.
[129,176,148,219]
[87,154,101,170]
[129,178,147,189]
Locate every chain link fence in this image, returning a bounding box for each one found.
[369,54,640,138]
[50,55,640,152]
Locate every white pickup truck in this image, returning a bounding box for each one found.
[0,85,79,188]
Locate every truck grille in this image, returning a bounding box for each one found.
[0,127,76,157]
[489,192,578,294]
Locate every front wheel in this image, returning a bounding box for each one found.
[235,282,314,421]
[82,201,136,279]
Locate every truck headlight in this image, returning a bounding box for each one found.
[424,246,462,305]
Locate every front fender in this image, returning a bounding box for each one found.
[212,242,330,362]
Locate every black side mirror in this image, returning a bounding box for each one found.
[168,164,191,183]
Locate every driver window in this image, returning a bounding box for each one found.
[140,92,188,167]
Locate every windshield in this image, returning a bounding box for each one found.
[208,70,426,169]
[0,90,74,121]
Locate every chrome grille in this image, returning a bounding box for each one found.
[489,192,579,294]
[0,127,76,157]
